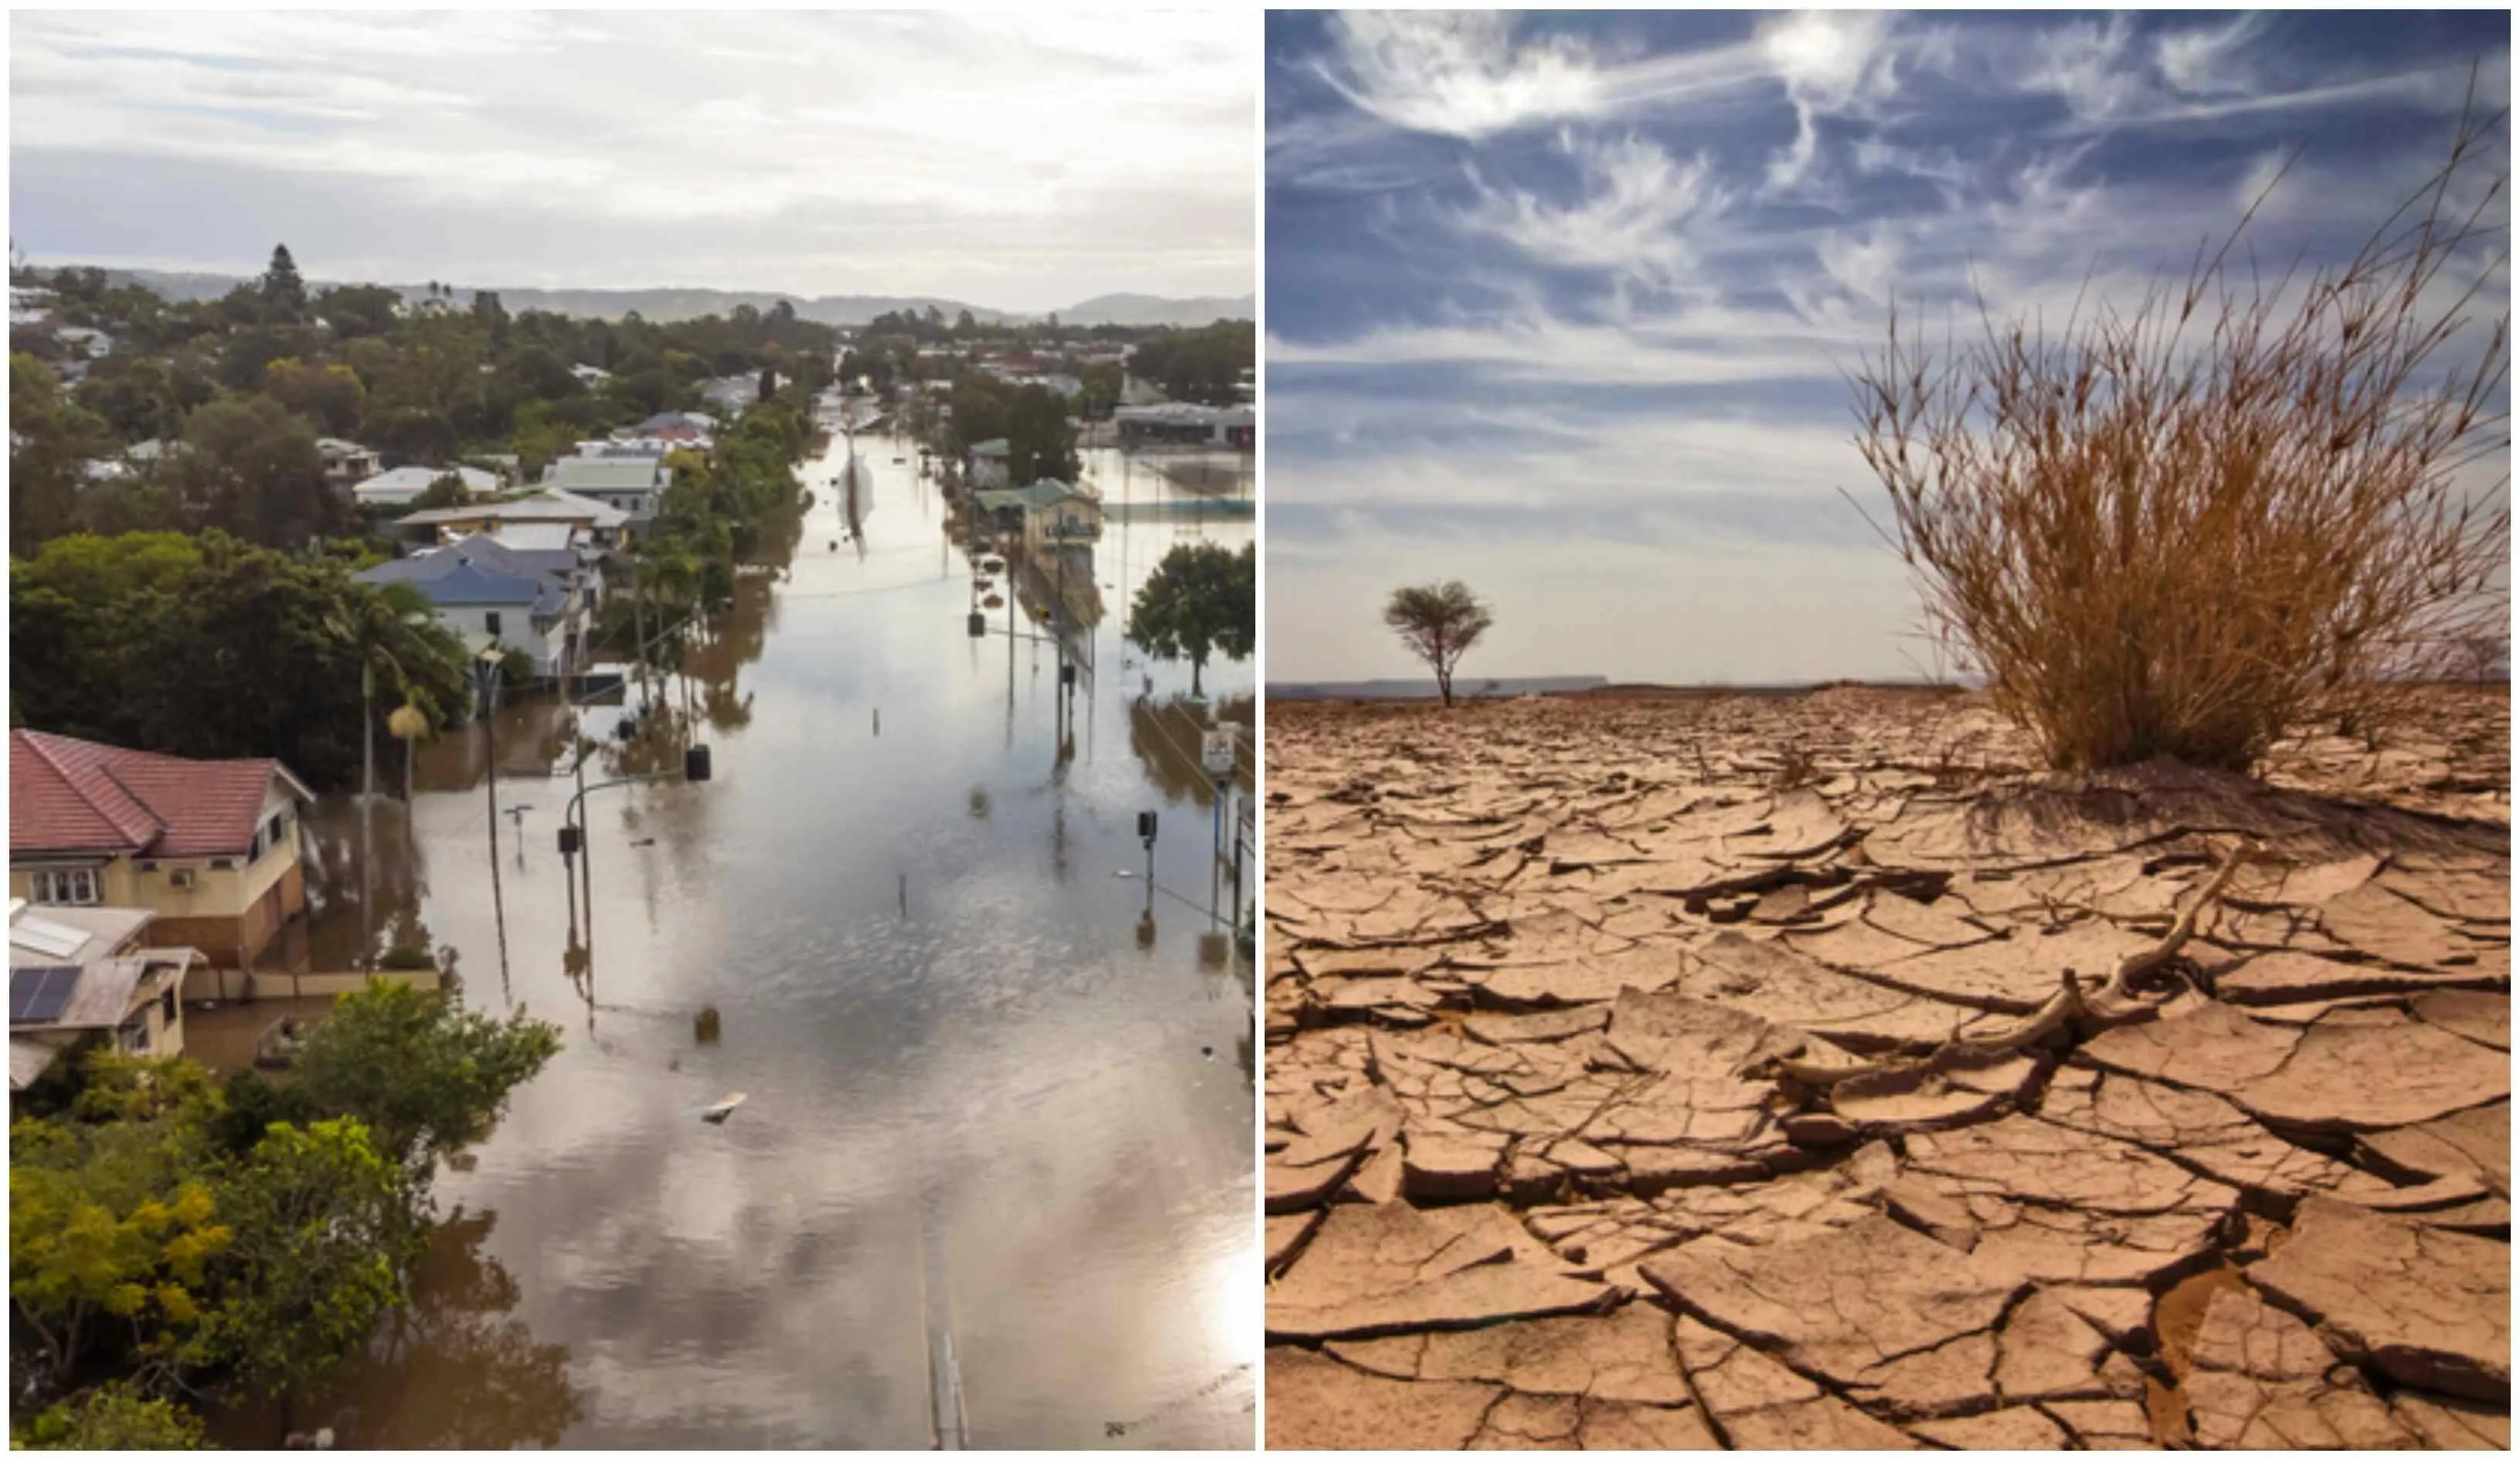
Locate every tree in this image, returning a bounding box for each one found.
[161,394,340,547]
[16,1380,208,1449]
[313,283,401,340]
[188,1118,412,1422]
[11,530,469,790]
[1384,581,1493,708]
[8,1091,232,1389]
[290,982,561,1173]
[1851,102,2508,771]
[10,352,117,553]
[1126,541,1254,697]
[411,471,473,512]
[262,357,367,438]
[259,246,307,325]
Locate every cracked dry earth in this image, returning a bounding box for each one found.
[1262,686,2511,1451]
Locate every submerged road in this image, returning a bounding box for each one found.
[239,429,1256,1448]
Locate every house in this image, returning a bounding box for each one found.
[52,326,113,361]
[9,730,314,967]
[316,438,384,491]
[124,438,178,470]
[570,363,614,388]
[9,900,198,1090]
[967,438,1011,490]
[699,375,760,414]
[540,456,672,523]
[634,411,718,435]
[357,537,588,678]
[398,489,633,549]
[973,478,1104,552]
[1113,402,1255,450]
[353,464,503,510]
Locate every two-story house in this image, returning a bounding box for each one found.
[9,731,315,966]
[973,479,1105,552]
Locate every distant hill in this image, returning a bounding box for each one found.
[56,266,1250,328]
[1058,293,1254,328]
[1267,676,1611,700]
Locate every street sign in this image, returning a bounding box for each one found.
[1201,730,1236,777]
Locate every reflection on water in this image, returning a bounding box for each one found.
[276,431,1256,1447]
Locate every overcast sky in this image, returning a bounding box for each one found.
[1265,11,2509,686]
[10,10,1256,312]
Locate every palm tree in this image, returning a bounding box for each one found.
[326,581,458,967]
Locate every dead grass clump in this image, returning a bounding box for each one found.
[1852,101,2509,774]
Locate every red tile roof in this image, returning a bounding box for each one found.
[11,730,312,859]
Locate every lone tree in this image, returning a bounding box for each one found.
[261,244,307,324]
[1126,540,1253,697]
[1852,98,2509,773]
[1384,581,1493,708]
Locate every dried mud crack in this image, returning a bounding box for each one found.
[1264,686,2510,1450]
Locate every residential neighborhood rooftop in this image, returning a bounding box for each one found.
[10,730,313,859]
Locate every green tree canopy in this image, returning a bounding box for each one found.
[260,245,308,325]
[290,982,562,1172]
[163,394,340,547]
[1125,541,1254,697]
[10,352,117,553]
[15,1380,209,1450]
[10,530,469,788]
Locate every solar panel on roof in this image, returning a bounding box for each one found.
[9,913,90,960]
[11,965,80,1025]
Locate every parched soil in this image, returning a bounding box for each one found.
[1263,686,2509,1450]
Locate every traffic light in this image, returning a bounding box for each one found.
[1137,811,1158,845]
[967,611,987,639]
[685,744,713,783]
[557,825,581,856]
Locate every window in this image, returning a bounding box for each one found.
[28,868,100,906]
[118,1019,151,1055]
[485,611,503,636]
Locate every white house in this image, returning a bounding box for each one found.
[539,456,672,523]
[356,536,587,678]
[354,464,503,509]
[967,438,1011,490]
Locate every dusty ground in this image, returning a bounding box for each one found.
[1263,686,2509,1450]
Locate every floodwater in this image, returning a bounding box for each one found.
[237,429,1258,1447]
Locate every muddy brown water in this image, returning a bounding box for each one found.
[207,434,1255,1447]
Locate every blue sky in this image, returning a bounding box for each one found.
[10,12,1254,311]
[1265,11,2509,684]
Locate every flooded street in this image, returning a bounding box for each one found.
[259,431,1256,1447]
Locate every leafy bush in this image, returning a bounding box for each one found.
[17,1381,208,1450]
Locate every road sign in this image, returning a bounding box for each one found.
[1201,730,1236,777]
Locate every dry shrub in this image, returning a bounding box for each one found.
[1852,103,2509,773]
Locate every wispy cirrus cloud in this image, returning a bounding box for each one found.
[1265,9,2508,685]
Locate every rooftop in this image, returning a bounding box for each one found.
[354,464,501,500]
[401,489,630,531]
[542,458,669,494]
[974,479,1100,514]
[12,730,313,859]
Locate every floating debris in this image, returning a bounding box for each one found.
[701,1092,747,1124]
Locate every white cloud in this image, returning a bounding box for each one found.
[1451,131,1726,288]
[1309,10,1769,141]
[8,10,1255,307]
